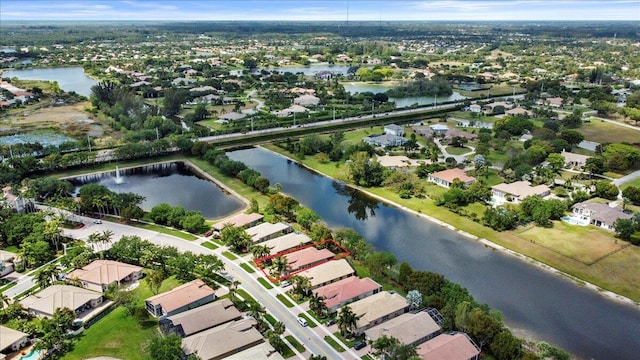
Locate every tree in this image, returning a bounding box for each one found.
[36,265,57,289]
[309,293,329,318]
[249,244,271,260]
[490,330,523,360]
[220,225,252,252]
[594,180,619,200]
[398,262,413,288]
[268,193,300,219]
[146,334,184,360]
[347,151,385,187]
[291,275,312,297]
[466,307,503,348]
[270,255,288,278]
[406,290,423,310]
[365,251,397,276]
[163,88,187,117]
[296,207,320,229]
[584,157,608,177]
[546,153,565,173]
[146,268,167,295]
[337,305,358,337]
[559,130,584,147]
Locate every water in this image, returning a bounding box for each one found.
[561,216,589,226]
[342,82,397,94]
[2,67,98,97]
[227,147,640,360]
[390,92,467,108]
[254,64,352,76]
[19,349,40,360]
[68,162,243,218]
[0,131,76,147]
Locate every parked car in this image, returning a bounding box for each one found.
[280,280,291,288]
[325,318,336,326]
[297,317,308,327]
[354,340,367,350]
[92,219,102,224]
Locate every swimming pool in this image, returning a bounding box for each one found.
[19,349,41,360]
[561,216,589,226]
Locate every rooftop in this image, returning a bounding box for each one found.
[213,212,264,231]
[314,276,382,309]
[146,279,216,314]
[181,319,263,360]
[416,333,480,360]
[429,168,475,184]
[492,181,550,199]
[67,260,142,286]
[20,285,102,316]
[365,311,441,345]
[0,325,28,351]
[164,298,241,337]
[349,291,409,329]
[246,222,292,243]
[284,247,335,271]
[297,258,355,288]
[262,232,313,255]
[223,342,284,360]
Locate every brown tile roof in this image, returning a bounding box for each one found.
[181,319,263,360]
[0,325,28,351]
[349,291,409,329]
[263,232,312,255]
[491,181,550,199]
[430,168,475,184]
[213,213,264,231]
[146,279,216,314]
[165,298,241,337]
[573,202,633,225]
[67,260,142,286]
[298,259,355,288]
[314,277,381,309]
[20,285,102,317]
[284,247,335,271]
[416,333,480,360]
[366,311,441,345]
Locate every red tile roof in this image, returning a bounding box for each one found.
[145,279,215,313]
[430,168,475,184]
[313,277,381,309]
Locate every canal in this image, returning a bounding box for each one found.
[227,147,640,360]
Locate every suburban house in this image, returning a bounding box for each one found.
[428,168,476,188]
[20,285,103,319]
[416,332,481,360]
[363,133,408,148]
[262,232,313,256]
[213,212,264,232]
[298,258,355,289]
[181,318,264,360]
[314,276,382,311]
[0,250,17,277]
[348,291,410,335]
[429,124,449,135]
[365,311,441,346]
[218,112,246,122]
[66,260,143,293]
[223,342,284,360]
[272,104,309,117]
[160,298,242,338]
[469,104,482,113]
[545,97,565,108]
[293,94,320,106]
[145,279,216,318]
[572,202,633,230]
[376,155,428,169]
[481,101,512,114]
[246,222,293,243]
[384,124,404,137]
[284,247,335,273]
[0,325,29,355]
[491,181,551,204]
[560,150,590,168]
[505,107,532,117]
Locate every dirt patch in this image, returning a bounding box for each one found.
[0,100,103,137]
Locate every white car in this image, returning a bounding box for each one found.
[92,219,103,224]
[297,317,308,327]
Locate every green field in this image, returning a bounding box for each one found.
[577,119,640,145]
[133,222,198,240]
[258,277,273,289]
[240,262,256,273]
[276,294,294,308]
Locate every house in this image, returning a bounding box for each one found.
[469,104,481,113]
[428,168,476,188]
[218,112,246,122]
[246,222,293,243]
[376,155,428,169]
[0,326,29,354]
[160,298,241,337]
[505,107,532,117]
[384,124,404,137]
[577,140,600,152]
[284,247,335,273]
[262,232,313,256]
[213,212,264,232]
[20,285,103,319]
[181,318,264,360]
[429,124,449,135]
[560,150,590,167]
[545,97,564,108]
[572,202,633,231]
[298,258,355,289]
[293,94,320,106]
[66,260,143,293]
[348,291,409,335]
[365,311,441,346]
[416,333,481,360]
[223,342,284,360]
[0,250,17,277]
[145,279,216,318]
[172,77,197,86]
[363,133,408,147]
[481,101,511,114]
[491,181,551,204]
[272,104,309,117]
[313,276,382,311]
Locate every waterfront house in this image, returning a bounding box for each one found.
[246,222,293,243]
[160,298,241,337]
[428,168,476,188]
[376,155,428,169]
[416,332,481,360]
[572,202,633,231]
[213,212,264,232]
[145,279,216,318]
[262,232,313,256]
[223,342,284,360]
[365,310,441,346]
[363,133,408,148]
[348,291,409,335]
[66,260,143,293]
[469,104,481,113]
[20,285,103,319]
[314,276,382,311]
[429,124,449,135]
[284,247,335,273]
[298,258,355,289]
[491,181,551,205]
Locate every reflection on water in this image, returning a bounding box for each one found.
[332,182,378,220]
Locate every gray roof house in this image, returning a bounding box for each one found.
[572,201,633,231]
[0,326,29,354]
[363,133,408,147]
[160,298,242,337]
[181,319,264,360]
[384,124,404,137]
[365,310,441,346]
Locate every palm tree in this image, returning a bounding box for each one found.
[309,293,328,318]
[228,280,240,302]
[309,355,328,360]
[0,293,11,309]
[36,265,56,289]
[271,321,285,335]
[270,255,288,278]
[249,244,271,260]
[337,305,359,338]
[291,275,311,297]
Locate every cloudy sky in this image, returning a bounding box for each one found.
[1,0,639,21]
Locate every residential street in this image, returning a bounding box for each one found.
[62,216,360,359]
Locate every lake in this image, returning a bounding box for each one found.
[227,147,640,360]
[2,67,98,98]
[254,64,352,76]
[342,82,467,108]
[0,131,76,147]
[67,162,243,219]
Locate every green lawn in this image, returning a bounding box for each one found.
[236,289,257,303]
[222,251,238,260]
[281,343,296,359]
[133,222,198,240]
[257,277,273,289]
[202,241,219,250]
[276,294,294,308]
[577,118,640,144]
[285,335,305,352]
[240,262,256,273]
[264,314,277,327]
[297,313,317,328]
[621,177,640,189]
[324,335,346,352]
[445,146,472,155]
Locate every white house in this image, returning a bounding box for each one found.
[572,202,633,231]
[384,124,404,137]
[491,181,550,204]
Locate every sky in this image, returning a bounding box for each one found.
[1,0,639,22]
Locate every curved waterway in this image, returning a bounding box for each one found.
[227,147,640,360]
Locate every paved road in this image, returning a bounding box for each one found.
[63,217,356,359]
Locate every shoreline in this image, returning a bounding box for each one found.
[259,145,640,310]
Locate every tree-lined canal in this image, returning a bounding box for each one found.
[227,147,640,360]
